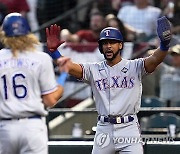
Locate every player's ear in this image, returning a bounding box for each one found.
[119,42,123,50]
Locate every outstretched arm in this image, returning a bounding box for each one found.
[42,57,77,108]
[57,57,83,79]
[144,16,172,73]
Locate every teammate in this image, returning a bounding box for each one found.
[46,16,172,154]
[0,13,68,154]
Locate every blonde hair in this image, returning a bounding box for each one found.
[0,29,39,57]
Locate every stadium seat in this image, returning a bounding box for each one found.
[145,113,180,128]
[171,101,180,107]
[141,113,180,135]
[141,96,166,107]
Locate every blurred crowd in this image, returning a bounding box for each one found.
[0,0,179,106]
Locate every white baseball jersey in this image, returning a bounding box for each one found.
[0,49,58,119]
[81,58,146,116]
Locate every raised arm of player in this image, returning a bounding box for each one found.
[46,24,83,79]
[144,16,172,73]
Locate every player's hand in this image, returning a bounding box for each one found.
[57,57,71,73]
[46,24,65,52]
[157,16,172,51]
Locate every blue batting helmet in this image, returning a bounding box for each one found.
[98,27,123,53]
[2,13,31,37]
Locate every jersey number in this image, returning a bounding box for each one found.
[1,74,27,99]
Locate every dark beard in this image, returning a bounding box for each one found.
[103,50,120,61]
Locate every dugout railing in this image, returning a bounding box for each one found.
[47,106,180,154]
[48,106,180,139]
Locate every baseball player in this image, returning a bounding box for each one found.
[0,13,68,154]
[46,16,172,154]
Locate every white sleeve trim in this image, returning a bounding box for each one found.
[41,85,58,95]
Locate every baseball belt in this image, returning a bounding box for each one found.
[98,115,134,124]
[0,115,41,121]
